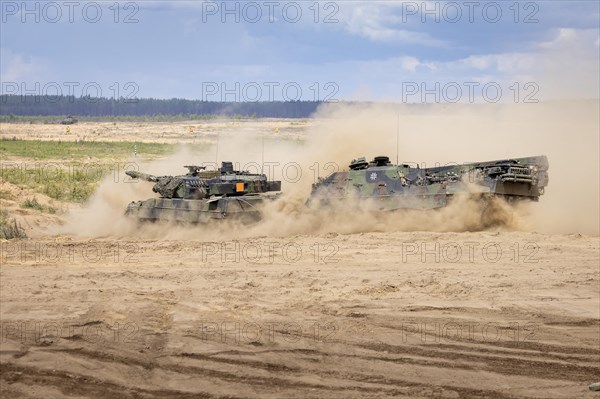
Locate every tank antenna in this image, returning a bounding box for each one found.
[215,131,219,166]
[396,112,400,165]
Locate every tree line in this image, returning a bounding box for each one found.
[0,95,324,118]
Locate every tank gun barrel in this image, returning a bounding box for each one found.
[126,170,159,182]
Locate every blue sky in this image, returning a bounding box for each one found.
[1,1,599,102]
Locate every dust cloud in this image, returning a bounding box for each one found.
[62,100,599,238]
[302,101,599,235]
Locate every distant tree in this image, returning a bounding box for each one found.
[0,95,323,118]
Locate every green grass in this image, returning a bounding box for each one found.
[0,139,210,203]
[0,138,175,160]
[0,114,254,124]
[1,162,116,203]
[21,197,57,214]
[0,140,169,202]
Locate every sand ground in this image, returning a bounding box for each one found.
[1,120,599,398]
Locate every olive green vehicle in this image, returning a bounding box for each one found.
[60,115,78,125]
[309,155,549,210]
[125,162,281,223]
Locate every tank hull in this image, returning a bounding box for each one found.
[125,194,280,223]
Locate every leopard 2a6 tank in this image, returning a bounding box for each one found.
[125,162,281,223]
[309,155,549,210]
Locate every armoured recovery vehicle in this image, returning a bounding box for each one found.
[125,162,281,223]
[309,155,549,210]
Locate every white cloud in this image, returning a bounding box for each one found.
[398,56,421,72]
[539,28,599,50]
[337,2,445,46]
[445,53,537,75]
[292,27,599,102]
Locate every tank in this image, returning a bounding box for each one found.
[125,162,281,223]
[309,155,549,210]
[60,116,78,125]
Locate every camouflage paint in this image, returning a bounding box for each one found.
[310,155,549,211]
[125,162,281,223]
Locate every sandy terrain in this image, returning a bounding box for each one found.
[0,119,311,144]
[1,232,599,398]
[1,109,599,398]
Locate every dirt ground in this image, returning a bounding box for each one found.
[1,117,599,398]
[1,233,598,398]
